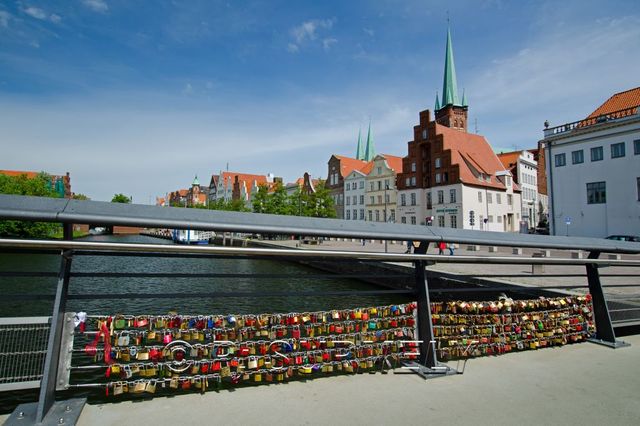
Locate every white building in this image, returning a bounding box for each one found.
[343,165,370,221]
[498,150,540,229]
[542,87,640,238]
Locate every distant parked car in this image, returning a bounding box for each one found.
[605,235,640,242]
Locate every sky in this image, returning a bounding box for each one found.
[1,0,639,203]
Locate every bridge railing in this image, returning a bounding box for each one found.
[0,194,639,424]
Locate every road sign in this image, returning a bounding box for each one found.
[565,217,571,225]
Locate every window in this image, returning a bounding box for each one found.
[497,216,502,223]
[359,181,364,189]
[637,177,640,201]
[635,140,640,155]
[385,179,390,189]
[611,142,625,158]
[437,190,444,204]
[401,193,406,206]
[370,196,375,204]
[507,194,513,206]
[405,178,410,186]
[338,194,343,205]
[360,209,364,220]
[353,209,357,220]
[587,181,606,204]
[370,182,374,191]
[449,189,456,203]
[401,217,407,224]
[435,158,441,168]
[487,193,492,204]
[488,215,494,223]
[385,194,390,203]
[438,216,445,227]
[410,177,416,186]
[496,194,501,204]
[377,195,382,204]
[505,176,511,186]
[346,210,350,220]
[359,195,364,205]
[375,210,380,221]
[410,216,416,225]
[410,193,416,206]
[390,210,395,222]
[427,192,432,206]
[352,195,357,205]
[478,191,482,203]
[436,173,441,183]
[368,211,373,221]
[352,182,356,190]
[411,163,416,172]
[572,150,584,164]
[377,167,382,174]
[377,181,382,190]
[345,183,349,191]
[554,153,566,167]
[450,216,457,228]
[422,129,427,139]
[591,146,603,162]
[346,197,350,206]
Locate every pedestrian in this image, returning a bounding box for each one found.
[448,242,455,256]
[438,241,446,255]
[405,240,413,253]
[362,238,366,246]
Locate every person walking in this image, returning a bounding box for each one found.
[448,242,455,255]
[438,241,446,255]
[405,240,413,253]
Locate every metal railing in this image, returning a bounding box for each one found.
[1,194,639,424]
[543,105,639,137]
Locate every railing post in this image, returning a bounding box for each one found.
[413,242,437,368]
[585,251,628,348]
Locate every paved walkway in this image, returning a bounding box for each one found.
[63,335,640,426]
[255,239,640,298]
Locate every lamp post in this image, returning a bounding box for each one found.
[384,183,389,253]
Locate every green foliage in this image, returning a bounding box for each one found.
[111,193,132,203]
[0,172,61,238]
[253,179,335,218]
[72,193,90,200]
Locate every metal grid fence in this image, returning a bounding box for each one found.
[0,317,51,391]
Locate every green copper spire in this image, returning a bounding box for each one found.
[441,27,460,108]
[355,127,365,160]
[435,92,441,111]
[461,88,467,107]
[364,119,375,161]
[192,175,200,186]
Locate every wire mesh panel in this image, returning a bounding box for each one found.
[0,317,51,391]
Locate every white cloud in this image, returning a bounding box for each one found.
[0,11,10,28]
[322,38,337,51]
[29,40,40,48]
[288,18,336,52]
[50,14,61,24]
[23,7,47,20]
[82,0,109,13]
[363,28,374,37]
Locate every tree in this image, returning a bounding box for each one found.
[265,182,292,215]
[0,172,61,238]
[252,185,269,213]
[307,180,336,218]
[111,193,132,203]
[72,193,90,200]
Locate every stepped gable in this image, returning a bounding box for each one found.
[587,86,640,118]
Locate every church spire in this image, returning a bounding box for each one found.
[461,88,467,107]
[435,91,441,111]
[355,127,365,160]
[364,119,375,161]
[441,26,460,108]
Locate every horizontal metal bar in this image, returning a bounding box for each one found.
[1,239,638,266]
[0,316,51,325]
[0,294,56,301]
[0,272,58,277]
[66,289,415,300]
[609,307,640,313]
[69,272,407,279]
[0,381,41,392]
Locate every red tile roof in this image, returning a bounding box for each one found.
[0,170,42,179]
[334,155,368,178]
[587,87,640,119]
[221,171,268,186]
[436,124,513,191]
[496,151,521,170]
[359,161,374,175]
[381,154,403,173]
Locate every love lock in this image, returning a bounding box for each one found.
[164,340,193,373]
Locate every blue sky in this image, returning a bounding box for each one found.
[1,0,639,202]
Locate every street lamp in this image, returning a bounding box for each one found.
[384,183,389,253]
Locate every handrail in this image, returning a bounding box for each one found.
[544,105,639,137]
[0,238,639,266]
[1,194,639,253]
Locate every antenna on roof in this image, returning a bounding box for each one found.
[226,162,229,171]
[474,118,478,134]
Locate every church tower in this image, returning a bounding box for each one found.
[434,27,468,132]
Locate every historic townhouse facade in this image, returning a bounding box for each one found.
[343,164,371,221]
[498,150,541,229]
[542,87,640,237]
[396,28,520,231]
[365,154,402,223]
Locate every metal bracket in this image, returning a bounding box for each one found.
[56,313,76,391]
[4,398,86,426]
[587,337,630,349]
[400,361,458,379]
